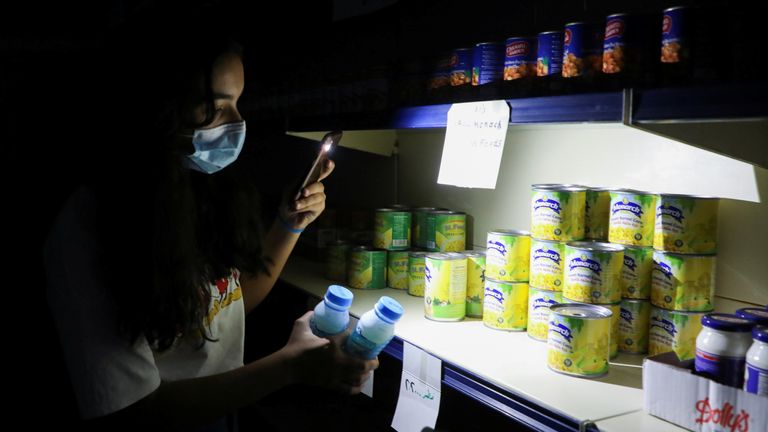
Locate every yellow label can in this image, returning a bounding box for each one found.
[483,278,529,331]
[407,251,428,297]
[620,246,653,299]
[373,208,411,250]
[547,303,612,377]
[653,194,719,254]
[608,189,657,247]
[427,210,466,252]
[530,184,586,241]
[563,241,624,304]
[649,306,708,360]
[585,187,611,241]
[387,250,409,290]
[651,251,716,312]
[425,252,467,321]
[347,246,387,289]
[486,229,531,281]
[529,239,565,291]
[618,299,651,354]
[527,286,563,341]
[463,250,486,318]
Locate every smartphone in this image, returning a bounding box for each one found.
[294,130,342,200]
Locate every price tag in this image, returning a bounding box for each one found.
[391,342,442,432]
[437,100,510,189]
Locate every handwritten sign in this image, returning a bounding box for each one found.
[391,342,442,432]
[437,100,510,189]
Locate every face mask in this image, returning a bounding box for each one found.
[183,121,246,174]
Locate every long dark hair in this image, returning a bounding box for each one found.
[89,4,266,351]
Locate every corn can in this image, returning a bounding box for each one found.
[529,239,565,291]
[649,306,709,360]
[531,184,586,241]
[651,251,716,312]
[527,287,563,341]
[563,241,624,304]
[427,210,466,252]
[407,251,428,297]
[564,298,620,358]
[325,240,350,281]
[618,299,651,354]
[653,194,719,254]
[464,250,486,318]
[608,189,657,247]
[585,187,610,240]
[486,229,531,282]
[620,245,653,299]
[387,250,409,290]
[347,246,387,289]
[425,252,467,321]
[547,303,612,377]
[483,278,528,331]
[373,208,411,250]
[412,207,441,249]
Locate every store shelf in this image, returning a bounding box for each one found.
[279,256,683,432]
[632,83,768,122]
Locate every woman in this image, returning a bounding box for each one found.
[43,4,376,430]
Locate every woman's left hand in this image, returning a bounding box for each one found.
[280,159,335,231]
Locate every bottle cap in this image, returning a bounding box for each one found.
[325,285,353,309]
[753,326,768,343]
[701,313,754,332]
[375,296,404,323]
[735,307,768,327]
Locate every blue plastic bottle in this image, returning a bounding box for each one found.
[345,296,404,359]
[310,285,354,338]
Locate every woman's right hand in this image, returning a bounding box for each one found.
[282,311,378,394]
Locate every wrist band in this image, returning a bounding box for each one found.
[278,214,304,234]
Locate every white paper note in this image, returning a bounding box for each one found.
[391,342,442,432]
[437,100,510,189]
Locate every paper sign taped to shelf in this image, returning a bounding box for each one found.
[391,342,442,432]
[437,100,509,189]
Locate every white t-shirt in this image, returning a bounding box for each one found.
[43,187,245,419]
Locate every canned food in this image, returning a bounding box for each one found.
[325,240,351,281]
[562,22,603,78]
[536,31,564,76]
[529,239,565,291]
[483,278,528,331]
[547,303,612,378]
[563,241,624,304]
[486,230,531,282]
[373,208,411,250]
[620,245,653,299]
[427,210,466,252]
[412,207,441,249]
[564,298,620,358]
[651,251,716,312]
[661,6,690,64]
[427,53,451,90]
[530,184,586,241]
[602,13,628,74]
[608,189,657,247]
[425,252,467,321]
[347,246,387,289]
[503,36,537,80]
[649,306,709,360]
[464,250,486,318]
[618,299,651,354]
[407,251,428,297]
[653,194,719,254]
[527,286,563,341]
[450,48,472,86]
[387,250,409,290]
[472,42,504,86]
[585,187,610,241]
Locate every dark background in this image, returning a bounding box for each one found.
[4,0,766,429]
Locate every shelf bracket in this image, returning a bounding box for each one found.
[621,88,634,126]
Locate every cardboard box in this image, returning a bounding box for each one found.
[643,352,767,432]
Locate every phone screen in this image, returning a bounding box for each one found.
[295,130,342,200]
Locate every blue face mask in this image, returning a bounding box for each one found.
[183,121,246,174]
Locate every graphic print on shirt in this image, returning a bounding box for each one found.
[205,268,242,327]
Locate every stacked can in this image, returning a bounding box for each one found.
[649,194,719,360]
[425,210,466,252]
[424,252,467,321]
[463,250,486,318]
[484,230,530,331]
[528,184,585,341]
[371,207,412,291]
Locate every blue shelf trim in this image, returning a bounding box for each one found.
[381,338,594,432]
[391,92,623,128]
[633,83,768,122]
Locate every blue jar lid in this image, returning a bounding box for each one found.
[735,307,768,326]
[701,313,754,332]
[375,296,404,323]
[325,285,353,309]
[753,326,768,343]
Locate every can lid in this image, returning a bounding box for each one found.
[430,210,465,215]
[489,229,531,237]
[566,241,625,253]
[325,285,354,309]
[532,183,587,192]
[701,313,754,332]
[461,250,486,257]
[753,326,768,343]
[736,308,768,327]
[375,296,404,323]
[408,251,429,258]
[538,30,564,35]
[550,303,613,319]
[663,6,689,12]
[656,193,720,200]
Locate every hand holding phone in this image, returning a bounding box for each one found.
[294,130,342,201]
